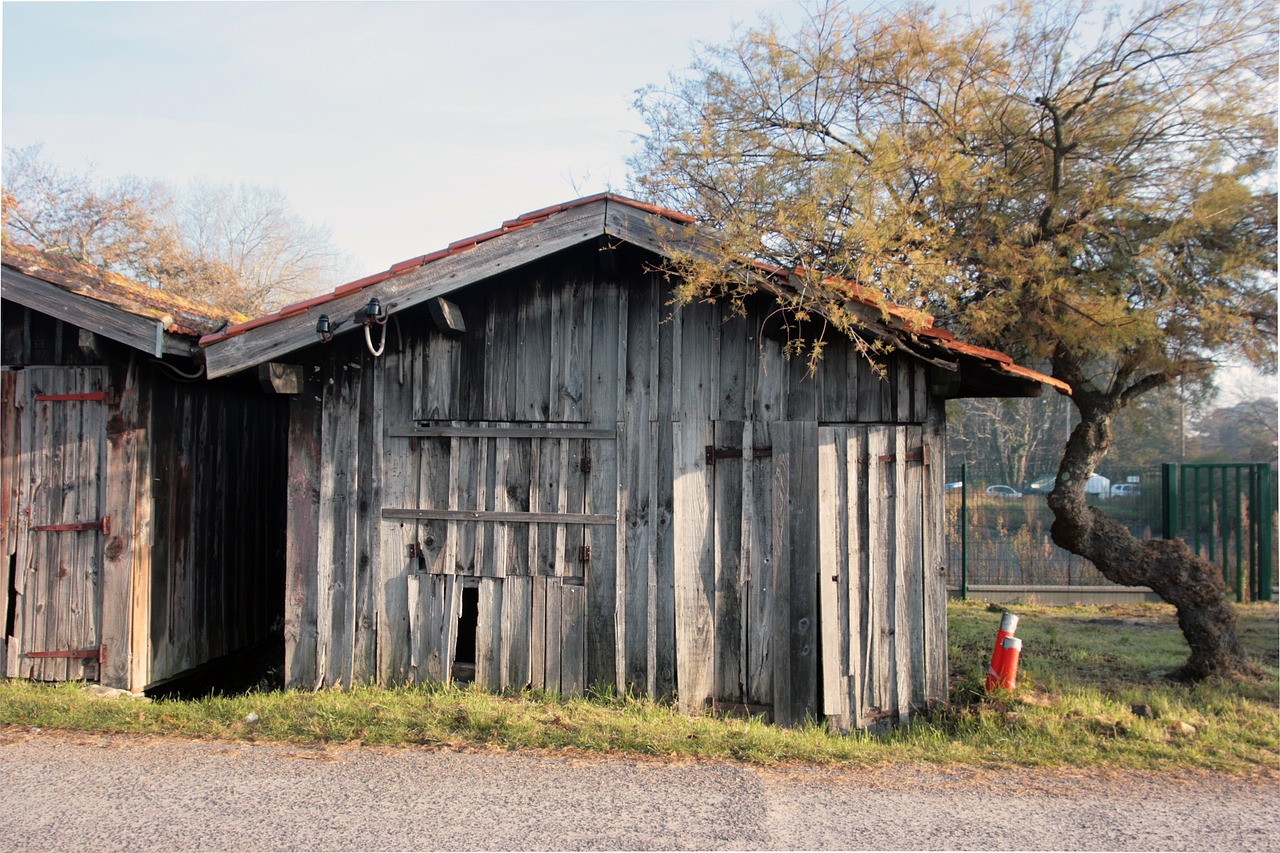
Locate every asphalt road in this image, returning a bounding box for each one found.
[0,729,1276,851]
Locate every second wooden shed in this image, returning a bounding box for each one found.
[199,195,1064,729]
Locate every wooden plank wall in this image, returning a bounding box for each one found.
[288,242,947,729]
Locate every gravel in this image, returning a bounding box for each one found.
[0,729,1275,851]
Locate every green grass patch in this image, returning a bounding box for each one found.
[2,601,1276,772]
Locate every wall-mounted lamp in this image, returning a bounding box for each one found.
[316,314,334,343]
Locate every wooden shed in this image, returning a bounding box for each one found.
[199,195,1063,729]
[1,245,288,692]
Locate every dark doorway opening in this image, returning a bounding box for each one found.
[452,584,480,683]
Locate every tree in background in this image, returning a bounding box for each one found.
[631,0,1277,679]
[1194,397,1279,463]
[2,144,348,316]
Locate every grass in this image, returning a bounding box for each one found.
[1,601,1276,772]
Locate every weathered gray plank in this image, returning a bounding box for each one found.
[586,435,618,691]
[923,400,948,705]
[560,581,586,697]
[673,419,715,713]
[544,576,563,692]
[817,427,849,728]
[353,349,383,683]
[531,575,547,689]
[742,420,773,706]
[476,576,504,691]
[653,418,677,700]
[501,575,533,689]
[864,425,893,720]
[904,424,928,714]
[891,427,913,722]
[844,427,866,728]
[713,421,744,704]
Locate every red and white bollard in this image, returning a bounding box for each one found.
[985,612,1021,692]
[990,636,1023,691]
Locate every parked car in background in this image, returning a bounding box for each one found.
[985,484,1024,498]
[944,481,964,491]
[1026,474,1056,494]
[1111,483,1142,498]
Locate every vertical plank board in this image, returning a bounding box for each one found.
[857,356,882,423]
[585,436,618,691]
[752,326,786,423]
[785,352,817,422]
[488,436,509,577]
[817,427,849,727]
[519,276,552,422]
[787,421,819,724]
[672,419,715,713]
[530,575,546,689]
[406,572,423,681]
[560,581,586,697]
[544,577,563,693]
[891,426,913,722]
[653,418,677,700]
[418,437,451,573]
[816,341,849,423]
[101,360,139,688]
[503,437,532,575]
[742,420,774,706]
[476,576,504,691]
[863,425,893,720]
[904,424,928,712]
[844,428,866,728]
[713,421,744,704]
[501,574,533,690]
[485,291,515,421]
[353,352,383,683]
[379,359,418,684]
[422,333,461,421]
[449,435,478,575]
[714,312,750,422]
[769,421,793,723]
[619,276,653,693]
[922,400,949,705]
[896,358,913,425]
[533,438,561,575]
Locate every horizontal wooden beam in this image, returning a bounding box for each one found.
[388,425,615,440]
[382,508,616,526]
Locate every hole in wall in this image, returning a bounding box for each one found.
[452,584,480,684]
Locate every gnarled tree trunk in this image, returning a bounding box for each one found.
[1046,390,1257,681]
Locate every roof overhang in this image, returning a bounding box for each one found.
[197,194,1068,398]
[2,266,200,358]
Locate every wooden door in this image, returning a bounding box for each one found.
[389,423,616,695]
[818,423,944,731]
[5,367,109,681]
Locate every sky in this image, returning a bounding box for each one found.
[2,0,800,274]
[2,0,1274,404]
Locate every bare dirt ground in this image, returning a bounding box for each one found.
[0,728,1275,851]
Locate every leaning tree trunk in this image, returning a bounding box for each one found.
[1046,397,1258,681]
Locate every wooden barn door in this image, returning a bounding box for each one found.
[389,424,615,696]
[817,423,945,731]
[4,367,109,682]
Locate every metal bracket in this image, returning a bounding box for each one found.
[34,388,116,405]
[705,446,773,465]
[32,516,110,535]
[25,644,106,664]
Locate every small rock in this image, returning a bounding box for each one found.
[1131,703,1157,719]
[1170,720,1197,738]
[26,727,41,734]
[244,712,260,724]
[86,684,150,702]
[1147,670,1169,681]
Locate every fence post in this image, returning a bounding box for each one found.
[960,462,968,601]
[1260,463,1274,602]
[1162,463,1178,541]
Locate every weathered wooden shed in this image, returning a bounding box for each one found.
[199,194,1063,729]
[1,245,288,692]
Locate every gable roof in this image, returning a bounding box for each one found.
[197,193,1069,396]
[1,242,247,358]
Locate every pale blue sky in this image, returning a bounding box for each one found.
[3,0,802,273]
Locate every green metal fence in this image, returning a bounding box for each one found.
[948,462,1276,602]
[1161,463,1274,602]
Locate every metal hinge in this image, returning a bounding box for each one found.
[32,516,110,535]
[578,544,592,563]
[705,446,773,465]
[34,388,116,405]
[876,447,931,465]
[25,644,107,664]
[580,454,592,475]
